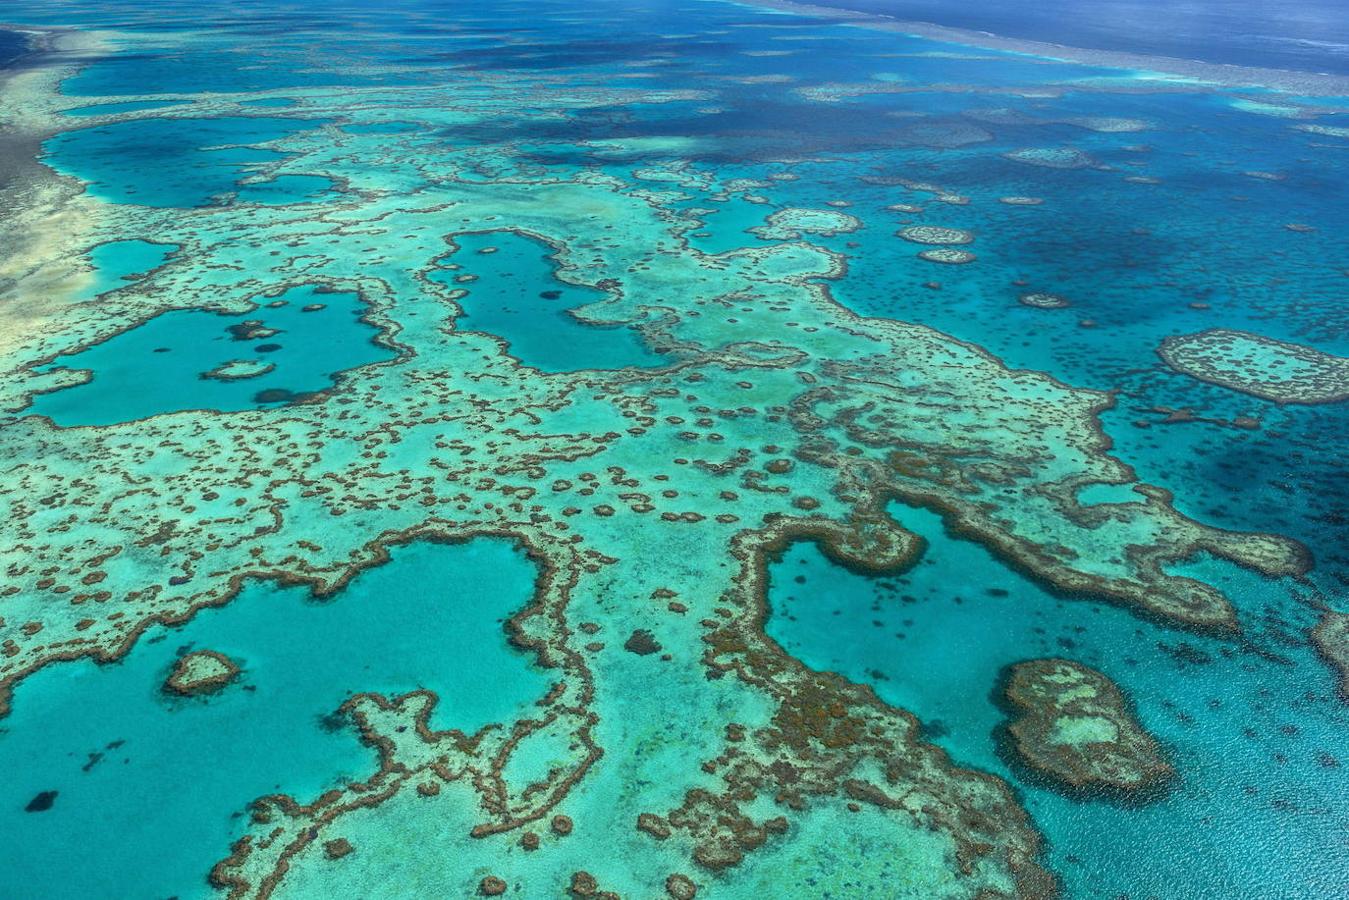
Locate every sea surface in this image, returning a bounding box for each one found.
[0,0,1346,897]
[0,30,27,69]
[800,0,1349,74]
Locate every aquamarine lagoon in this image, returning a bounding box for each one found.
[0,0,1345,897]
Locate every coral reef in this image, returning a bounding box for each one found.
[1000,659,1172,795]
[163,649,241,696]
[1158,329,1349,404]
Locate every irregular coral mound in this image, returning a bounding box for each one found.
[1018,293,1070,309]
[1002,147,1094,169]
[1000,658,1172,796]
[202,359,276,381]
[897,225,974,245]
[918,248,977,264]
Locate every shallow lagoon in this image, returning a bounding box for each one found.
[0,537,546,899]
[86,238,176,294]
[430,230,666,372]
[43,116,330,207]
[30,284,394,426]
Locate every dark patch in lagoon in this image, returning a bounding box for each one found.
[25,790,57,813]
[318,710,349,733]
[624,629,662,655]
[253,387,313,404]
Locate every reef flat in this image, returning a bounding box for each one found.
[0,1,1346,898]
[1311,612,1349,702]
[1000,658,1172,796]
[164,649,240,696]
[1159,328,1349,405]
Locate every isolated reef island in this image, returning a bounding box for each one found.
[0,1,1346,898]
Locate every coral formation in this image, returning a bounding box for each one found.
[163,650,241,696]
[1000,659,1172,795]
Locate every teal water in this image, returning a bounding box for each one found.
[63,98,189,117]
[43,117,328,207]
[766,503,1349,897]
[86,238,177,295]
[430,230,665,372]
[0,537,547,899]
[30,284,395,426]
[235,173,337,205]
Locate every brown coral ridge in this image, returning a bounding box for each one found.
[652,518,1057,898]
[996,659,1173,801]
[209,525,602,899]
[783,344,1309,633]
[163,649,240,696]
[1310,610,1349,702]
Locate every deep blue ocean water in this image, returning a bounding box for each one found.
[802,0,1349,74]
[0,29,27,70]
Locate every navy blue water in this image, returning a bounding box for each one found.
[804,0,1349,74]
[0,30,28,70]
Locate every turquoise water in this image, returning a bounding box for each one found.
[430,230,666,372]
[235,173,337,205]
[767,503,1349,897]
[30,284,395,426]
[87,238,177,295]
[0,537,547,899]
[43,117,328,207]
[64,98,189,117]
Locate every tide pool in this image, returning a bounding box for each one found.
[0,537,548,899]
